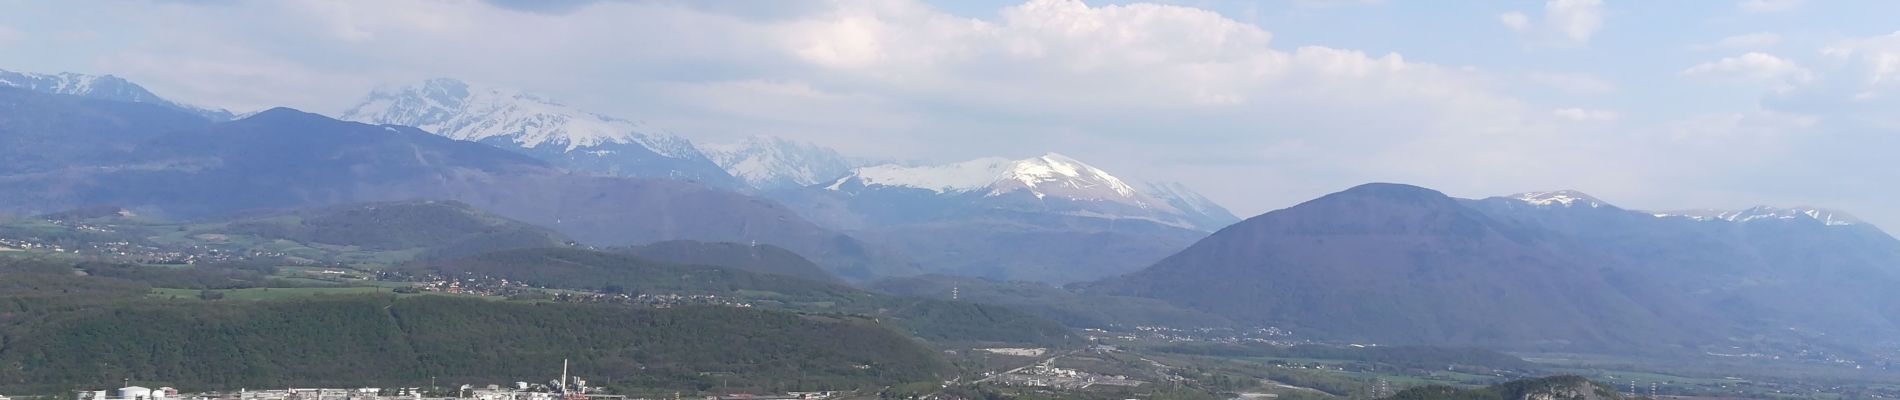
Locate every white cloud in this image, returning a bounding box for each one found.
[1738,0,1804,13]
[1293,0,1384,8]
[1665,109,1815,144]
[1681,52,1813,85]
[1819,31,1900,87]
[1548,0,1605,44]
[1553,107,1618,122]
[1765,32,1900,129]
[1710,32,1783,49]
[1528,72,1616,94]
[1498,12,1530,31]
[1499,0,1605,45]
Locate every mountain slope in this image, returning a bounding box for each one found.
[420,248,1076,347]
[1091,183,1900,355]
[339,78,738,187]
[868,274,1233,329]
[1086,183,1701,350]
[219,200,573,260]
[0,92,912,279]
[701,135,855,190]
[1142,181,1243,231]
[859,215,1209,283]
[0,68,233,120]
[1467,190,1900,345]
[0,87,214,173]
[620,240,843,283]
[1382,376,1626,400]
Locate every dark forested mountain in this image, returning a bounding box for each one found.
[419,248,1077,347]
[1381,376,1627,400]
[619,240,843,283]
[0,89,913,279]
[1086,183,1700,350]
[868,274,1232,329]
[420,248,867,302]
[219,200,573,260]
[1463,190,1900,346]
[0,289,947,394]
[1087,183,1900,354]
[844,212,1210,284]
[0,87,213,174]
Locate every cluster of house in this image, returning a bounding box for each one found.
[76,387,182,400]
[76,387,406,400]
[993,365,1145,390]
[70,386,616,400]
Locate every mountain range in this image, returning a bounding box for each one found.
[329,78,1236,283]
[700,135,857,190]
[768,153,1238,283]
[8,67,1898,359]
[0,68,233,120]
[0,86,911,279]
[816,153,1234,231]
[339,78,741,187]
[1085,183,1900,354]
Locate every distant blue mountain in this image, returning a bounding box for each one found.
[0,68,234,120]
[0,90,915,279]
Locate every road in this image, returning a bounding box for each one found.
[972,349,1078,384]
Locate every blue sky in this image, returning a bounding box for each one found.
[3,0,1898,228]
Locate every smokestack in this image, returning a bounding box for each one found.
[560,359,569,394]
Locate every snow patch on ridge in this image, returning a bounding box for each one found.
[1654,206,1863,226]
[702,136,859,189]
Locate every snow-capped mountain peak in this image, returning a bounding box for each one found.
[1508,190,1611,208]
[340,78,695,157]
[338,78,741,186]
[824,153,1239,231]
[1655,206,1864,226]
[835,153,1140,201]
[0,68,234,120]
[701,135,855,190]
[995,153,1142,200]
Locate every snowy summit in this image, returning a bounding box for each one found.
[0,68,233,120]
[825,153,1238,231]
[836,153,1142,202]
[340,78,693,155]
[338,78,737,186]
[1508,190,1611,208]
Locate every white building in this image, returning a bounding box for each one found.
[120,387,159,400]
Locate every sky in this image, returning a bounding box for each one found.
[3,0,1899,227]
